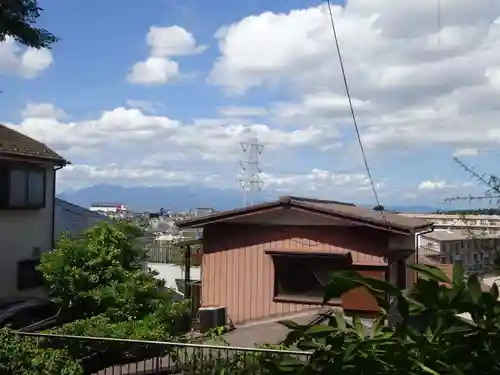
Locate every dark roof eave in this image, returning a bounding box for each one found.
[177,200,433,234]
[0,151,70,166]
[290,201,431,234]
[176,201,281,228]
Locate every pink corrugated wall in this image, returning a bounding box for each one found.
[200,224,389,325]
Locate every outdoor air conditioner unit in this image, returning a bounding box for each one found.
[198,306,227,333]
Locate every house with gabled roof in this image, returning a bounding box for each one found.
[177,196,433,327]
[0,124,68,299]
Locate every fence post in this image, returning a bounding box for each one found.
[184,245,191,298]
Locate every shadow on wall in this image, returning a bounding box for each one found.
[204,224,389,257]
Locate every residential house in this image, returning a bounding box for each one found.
[0,124,67,299]
[177,196,433,326]
[54,198,111,241]
[420,230,499,273]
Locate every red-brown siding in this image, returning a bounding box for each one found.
[341,269,385,313]
[201,224,389,325]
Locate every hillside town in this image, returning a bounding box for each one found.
[1,1,500,374]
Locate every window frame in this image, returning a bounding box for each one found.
[0,162,47,210]
[267,251,353,305]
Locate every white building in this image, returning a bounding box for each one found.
[419,230,499,273]
[401,213,500,235]
[89,203,127,214]
[0,124,68,299]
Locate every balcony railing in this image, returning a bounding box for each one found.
[145,244,202,267]
[15,332,311,374]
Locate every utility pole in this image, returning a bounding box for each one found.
[239,136,264,206]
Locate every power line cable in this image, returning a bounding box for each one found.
[325,0,386,218]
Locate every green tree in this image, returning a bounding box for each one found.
[0,221,191,373]
[373,205,385,211]
[39,221,189,325]
[0,0,57,48]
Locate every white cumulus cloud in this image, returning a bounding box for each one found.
[418,180,448,191]
[209,1,500,153]
[0,37,53,78]
[128,25,206,85]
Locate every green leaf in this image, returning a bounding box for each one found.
[408,263,450,284]
[333,311,346,330]
[490,283,499,301]
[323,270,401,308]
[352,315,365,337]
[466,274,482,304]
[305,324,336,335]
[322,271,360,302]
[342,342,358,362]
[370,315,385,337]
[453,264,465,286]
[279,320,304,330]
[277,358,306,372]
[411,358,442,375]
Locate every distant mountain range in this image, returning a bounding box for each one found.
[58,184,440,214]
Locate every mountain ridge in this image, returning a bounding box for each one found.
[58,184,440,213]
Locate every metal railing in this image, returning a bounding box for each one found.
[145,244,202,267]
[15,332,311,375]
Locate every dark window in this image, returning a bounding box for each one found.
[17,259,44,290]
[0,163,46,209]
[271,252,352,303]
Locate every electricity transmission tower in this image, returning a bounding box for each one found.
[444,157,500,206]
[239,137,264,206]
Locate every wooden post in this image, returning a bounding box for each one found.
[184,245,191,298]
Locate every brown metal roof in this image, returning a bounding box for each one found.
[177,196,433,234]
[0,124,68,164]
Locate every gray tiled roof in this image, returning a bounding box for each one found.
[0,124,67,164]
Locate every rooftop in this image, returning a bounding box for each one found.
[0,124,67,164]
[422,230,500,242]
[178,196,433,234]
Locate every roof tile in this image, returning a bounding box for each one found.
[0,124,67,164]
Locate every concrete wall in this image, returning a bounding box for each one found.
[148,263,201,293]
[0,164,55,299]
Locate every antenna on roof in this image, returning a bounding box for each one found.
[239,136,264,206]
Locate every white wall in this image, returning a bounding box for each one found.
[0,164,54,299]
[148,263,201,293]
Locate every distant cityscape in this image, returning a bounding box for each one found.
[86,199,500,280]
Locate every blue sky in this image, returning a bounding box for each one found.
[1,0,500,207]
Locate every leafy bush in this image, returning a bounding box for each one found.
[39,221,154,320]
[46,314,181,373]
[0,328,82,375]
[272,264,500,374]
[0,221,192,374]
[180,264,500,375]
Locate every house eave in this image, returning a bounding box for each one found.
[177,202,434,235]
